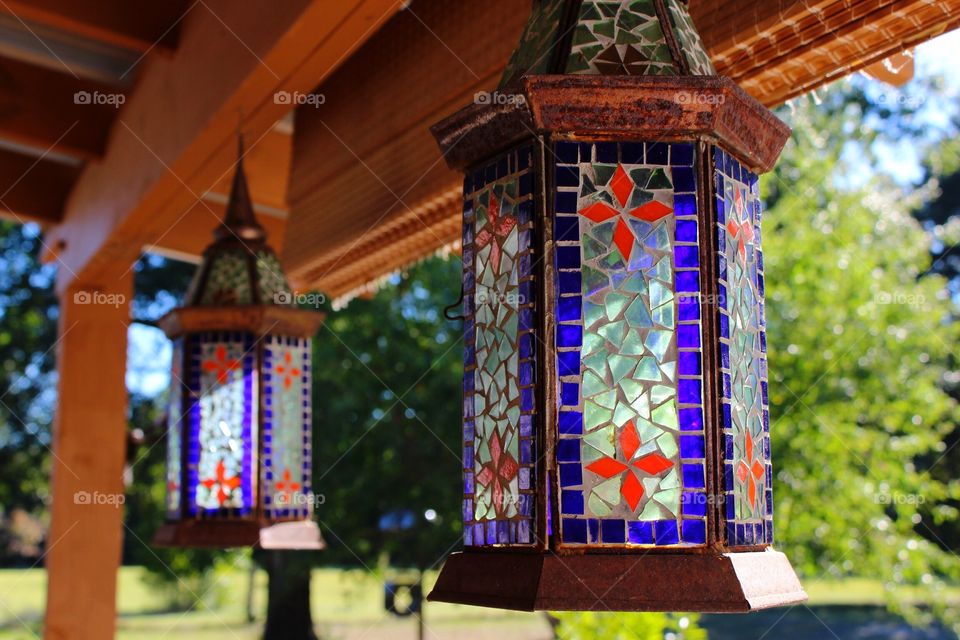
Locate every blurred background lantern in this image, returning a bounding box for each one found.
[153,140,325,549]
[429,0,806,611]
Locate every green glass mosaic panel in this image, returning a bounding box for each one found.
[500,0,568,87]
[576,163,680,520]
[566,0,679,75]
[256,251,293,305]
[665,0,715,75]
[719,157,767,523]
[199,250,253,305]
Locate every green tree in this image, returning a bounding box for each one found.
[764,80,960,632]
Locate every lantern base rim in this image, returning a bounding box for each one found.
[152,519,325,550]
[428,548,806,612]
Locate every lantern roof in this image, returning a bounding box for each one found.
[181,139,294,308]
[499,0,715,88]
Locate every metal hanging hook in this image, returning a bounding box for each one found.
[443,283,465,322]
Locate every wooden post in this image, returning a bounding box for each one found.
[44,274,132,640]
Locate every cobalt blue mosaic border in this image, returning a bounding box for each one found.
[553,140,708,547]
[713,146,774,546]
[261,335,312,519]
[186,331,256,518]
[462,144,538,547]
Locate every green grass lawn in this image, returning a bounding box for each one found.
[0,567,955,639]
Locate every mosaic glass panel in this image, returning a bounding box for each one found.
[255,251,293,305]
[714,147,773,546]
[165,340,184,519]
[664,0,716,75]
[462,145,537,546]
[500,0,567,87]
[566,0,678,76]
[262,335,312,519]
[554,140,706,547]
[187,332,256,517]
[198,250,253,305]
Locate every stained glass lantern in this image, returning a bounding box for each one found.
[153,144,325,549]
[428,0,807,611]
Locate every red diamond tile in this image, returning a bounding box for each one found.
[621,472,645,511]
[633,452,674,475]
[610,164,633,207]
[629,200,673,222]
[580,201,620,223]
[613,218,635,261]
[619,420,640,460]
[586,457,628,479]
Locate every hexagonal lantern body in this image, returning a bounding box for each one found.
[153,148,325,549]
[429,0,806,612]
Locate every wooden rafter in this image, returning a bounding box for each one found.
[0,146,78,225]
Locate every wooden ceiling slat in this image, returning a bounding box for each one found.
[285,0,960,299]
[0,147,78,225]
[0,0,188,53]
[0,57,119,159]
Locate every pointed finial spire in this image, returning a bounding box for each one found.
[214,132,267,244]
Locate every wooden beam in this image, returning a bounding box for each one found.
[692,0,960,106]
[0,57,119,159]
[45,272,131,640]
[0,0,187,53]
[0,147,78,225]
[206,129,291,211]
[145,198,287,262]
[47,0,405,295]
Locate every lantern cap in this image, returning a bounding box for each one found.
[180,135,297,308]
[499,0,716,89]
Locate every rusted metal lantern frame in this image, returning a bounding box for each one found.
[154,145,325,549]
[428,0,806,612]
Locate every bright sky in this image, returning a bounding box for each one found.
[124,28,960,399]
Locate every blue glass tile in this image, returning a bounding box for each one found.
[675,245,700,268]
[557,439,580,462]
[561,490,584,515]
[555,191,578,214]
[672,142,695,167]
[628,521,654,544]
[556,165,579,187]
[557,324,583,348]
[766,490,774,516]
[559,412,583,435]
[676,220,698,243]
[676,271,700,293]
[679,407,703,431]
[520,362,533,386]
[521,387,534,411]
[558,351,581,377]
[722,372,731,397]
[557,246,581,269]
[559,463,583,487]
[678,297,700,321]
[558,272,581,295]
[555,215,579,241]
[678,379,701,404]
[596,142,617,163]
[761,381,769,405]
[647,142,668,165]
[621,142,644,164]
[588,519,600,543]
[655,520,679,545]
[720,342,730,368]
[520,334,533,359]
[519,308,533,331]
[561,382,579,406]
[725,434,734,459]
[763,409,770,431]
[673,167,696,193]
[718,313,729,337]
[682,491,707,517]
[682,520,706,544]
[759,331,768,354]
[556,141,579,164]
[678,352,701,376]
[678,325,701,348]
[601,519,626,543]
[683,463,705,488]
[518,200,533,225]
[519,172,533,196]
[680,435,705,459]
[558,296,582,321]
[674,193,697,217]
[519,279,533,304]
[563,518,588,543]
[721,402,732,426]
[520,414,533,436]
[724,462,734,488]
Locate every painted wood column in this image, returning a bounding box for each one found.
[44,273,132,640]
